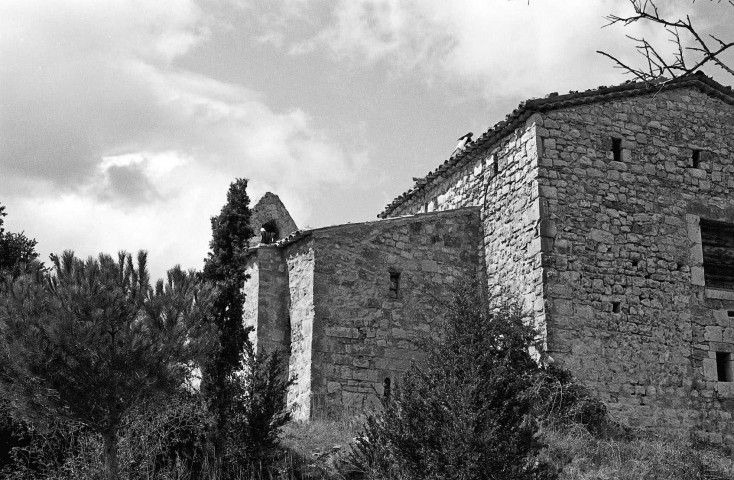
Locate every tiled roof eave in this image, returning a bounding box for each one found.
[378,73,734,219]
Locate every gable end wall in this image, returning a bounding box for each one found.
[539,87,734,443]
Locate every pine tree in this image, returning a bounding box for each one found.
[0,251,216,480]
[201,178,254,452]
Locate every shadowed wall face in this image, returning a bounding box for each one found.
[306,208,482,416]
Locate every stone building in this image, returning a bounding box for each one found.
[244,73,734,444]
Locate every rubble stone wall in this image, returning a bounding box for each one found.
[386,119,546,337]
[538,88,734,444]
[307,208,481,416]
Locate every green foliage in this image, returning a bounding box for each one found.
[201,178,255,444]
[2,393,212,480]
[223,341,294,476]
[0,251,216,479]
[0,202,39,277]
[345,286,556,480]
[0,202,40,471]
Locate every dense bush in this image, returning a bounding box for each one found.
[0,392,209,480]
[344,286,557,480]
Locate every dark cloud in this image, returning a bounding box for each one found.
[99,163,161,207]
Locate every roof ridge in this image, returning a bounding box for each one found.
[378,73,734,219]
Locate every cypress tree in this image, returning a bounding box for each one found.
[201,178,254,452]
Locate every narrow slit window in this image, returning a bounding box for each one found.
[700,219,734,290]
[612,138,622,162]
[383,377,391,400]
[389,272,400,298]
[492,155,499,176]
[692,149,701,168]
[716,352,732,382]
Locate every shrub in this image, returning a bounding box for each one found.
[344,285,557,480]
[222,340,294,477]
[529,365,624,438]
[1,392,211,480]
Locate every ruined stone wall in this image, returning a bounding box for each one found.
[538,88,734,443]
[242,248,290,354]
[386,119,545,335]
[307,208,481,416]
[254,247,290,354]
[283,238,316,420]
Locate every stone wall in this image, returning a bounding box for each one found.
[386,118,546,339]
[284,238,316,420]
[306,208,481,416]
[537,87,734,443]
[242,255,260,348]
[249,192,299,247]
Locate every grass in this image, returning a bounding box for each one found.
[541,424,734,480]
[277,417,734,480]
[277,415,362,479]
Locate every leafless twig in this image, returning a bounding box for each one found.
[598,0,734,82]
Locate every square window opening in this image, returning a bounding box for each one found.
[716,352,733,382]
[692,149,701,168]
[612,301,621,313]
[728,311,734,318]
[389,272,400,298]
[700,219,734,290]
[612,138,622,162]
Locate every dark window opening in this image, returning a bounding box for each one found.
[728,311,734,318]
[692,149,701,168]
[383,378,391,400]
[612,138,622,162]
[260,219,280,244]
[389,272,400,298]
[493,155,499,176]
[716,352,732,382]
[612,301,621,313]
[701,219,734,290]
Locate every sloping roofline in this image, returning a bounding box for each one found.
[247,206,481,253]
[378,72,734,219]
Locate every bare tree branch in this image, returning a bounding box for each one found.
[600,0,734,82]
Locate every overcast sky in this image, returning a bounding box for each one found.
[1,0,732,280]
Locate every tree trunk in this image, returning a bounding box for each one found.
[102,430,119,480]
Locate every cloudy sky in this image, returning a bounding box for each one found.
[1,0,732,280]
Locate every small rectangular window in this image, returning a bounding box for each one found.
[492,155,499,176]
[612,301,621,313]
[389,272,400,298]
[700,219,734,290]
[691,149,701,168]
[716,352,732,382]
[612,138,622,162]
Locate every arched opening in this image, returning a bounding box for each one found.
[260,219,280,244]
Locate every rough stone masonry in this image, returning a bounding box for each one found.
[244,73,734,445]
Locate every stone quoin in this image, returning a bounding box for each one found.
[243,73,734,445]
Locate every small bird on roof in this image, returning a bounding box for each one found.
[452,132,473,157]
